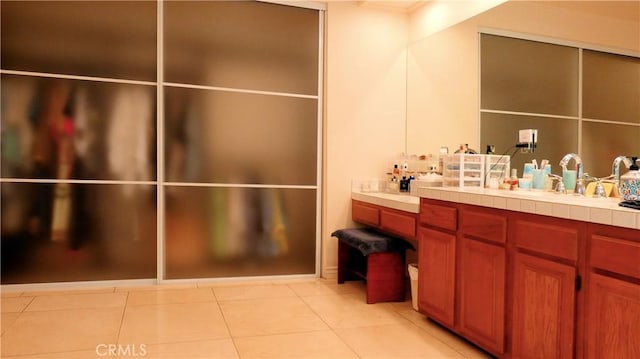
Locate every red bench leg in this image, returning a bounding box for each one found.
[366,251,406,304]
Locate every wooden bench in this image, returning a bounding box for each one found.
[332,228,413,304]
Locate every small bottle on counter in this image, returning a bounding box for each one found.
[399,176,410,192]
[388,176,400,193]
[509,169,519,190]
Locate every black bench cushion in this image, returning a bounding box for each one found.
[331,228,414,256]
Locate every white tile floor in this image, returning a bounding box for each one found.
[1,279,491,358]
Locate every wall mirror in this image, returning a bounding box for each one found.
[406,1,640,178]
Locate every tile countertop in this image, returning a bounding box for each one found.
[417,186,640,230]
[351,191,420,214]
[352,186,640,229]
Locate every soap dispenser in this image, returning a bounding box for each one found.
[619,157,640,201]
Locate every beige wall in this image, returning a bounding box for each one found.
[322,2,408,277]
[406,0,640,156]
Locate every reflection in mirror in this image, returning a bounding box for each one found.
[480,113,578,179]
[480,34,579,117]
[582,122,640,178]
[479,33,639,178]
[583,50,640,124]
[406,1,640,176]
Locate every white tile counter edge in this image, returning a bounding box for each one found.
[416,187,640,230]
[351,191,420,214]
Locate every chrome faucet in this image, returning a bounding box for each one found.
[612,156,632,184]
[559,153,584,195]
[548,173,566,194]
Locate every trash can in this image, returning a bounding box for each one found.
[408,263,418,311]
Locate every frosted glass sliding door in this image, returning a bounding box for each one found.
[0,1,157,81]
[1,1,158,284]
[165,186,316,279]
[163,1,321,279]
[1,75,157,182]
[164,87,317,185]
[164,1,319,95]
[0,75,158,283]
[1,183,157,284]
[1,0,322,284]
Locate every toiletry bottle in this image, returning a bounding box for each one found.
[388,176,399,193]
[509,169,518,190]
[393,164,400,176]
[619,157,640,200]
[400,176,409,192]
[438,147,448,174]
[486,145,495,154]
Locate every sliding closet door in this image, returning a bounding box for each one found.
[1,0,322,285]
[0,1,158,283]
[163,1,320,278]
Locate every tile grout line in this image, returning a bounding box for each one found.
[115,291,130,345]
[289,282,364,359]
[210,287,242,358]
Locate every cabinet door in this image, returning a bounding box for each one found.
[512,252,576,359]
[586,273,640,359]
[418,227,456,327]
[459,237,505,354]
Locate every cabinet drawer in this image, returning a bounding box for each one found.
[352,200,380,227]
[589,235,640,279]
[461,208,507,244]
[514,219,578,261]
[381,209,416,239]
[420,203,457,231]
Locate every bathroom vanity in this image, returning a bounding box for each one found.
[351,187,639,359]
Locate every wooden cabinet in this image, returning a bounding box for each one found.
[458,206,506,355]
[352,200,380,227]
[418,227,456,327]
[418,200,506,354]
[352,200,417,240]
[511,214,581,359]
[415,197,638,359]
[511,252,576,359]
[458,237,505,354]
[420,201,457,231]
[585,273,640,359]
[585,224,640,359]
[380,208,417,239]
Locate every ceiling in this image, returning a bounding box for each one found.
[357,0,430,13]
[357,0,639,22]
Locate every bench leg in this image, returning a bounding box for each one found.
[338,241,367,284]
[337,240,348,284]
[366,251,405,304]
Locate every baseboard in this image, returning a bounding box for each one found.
[322,265,337,279]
